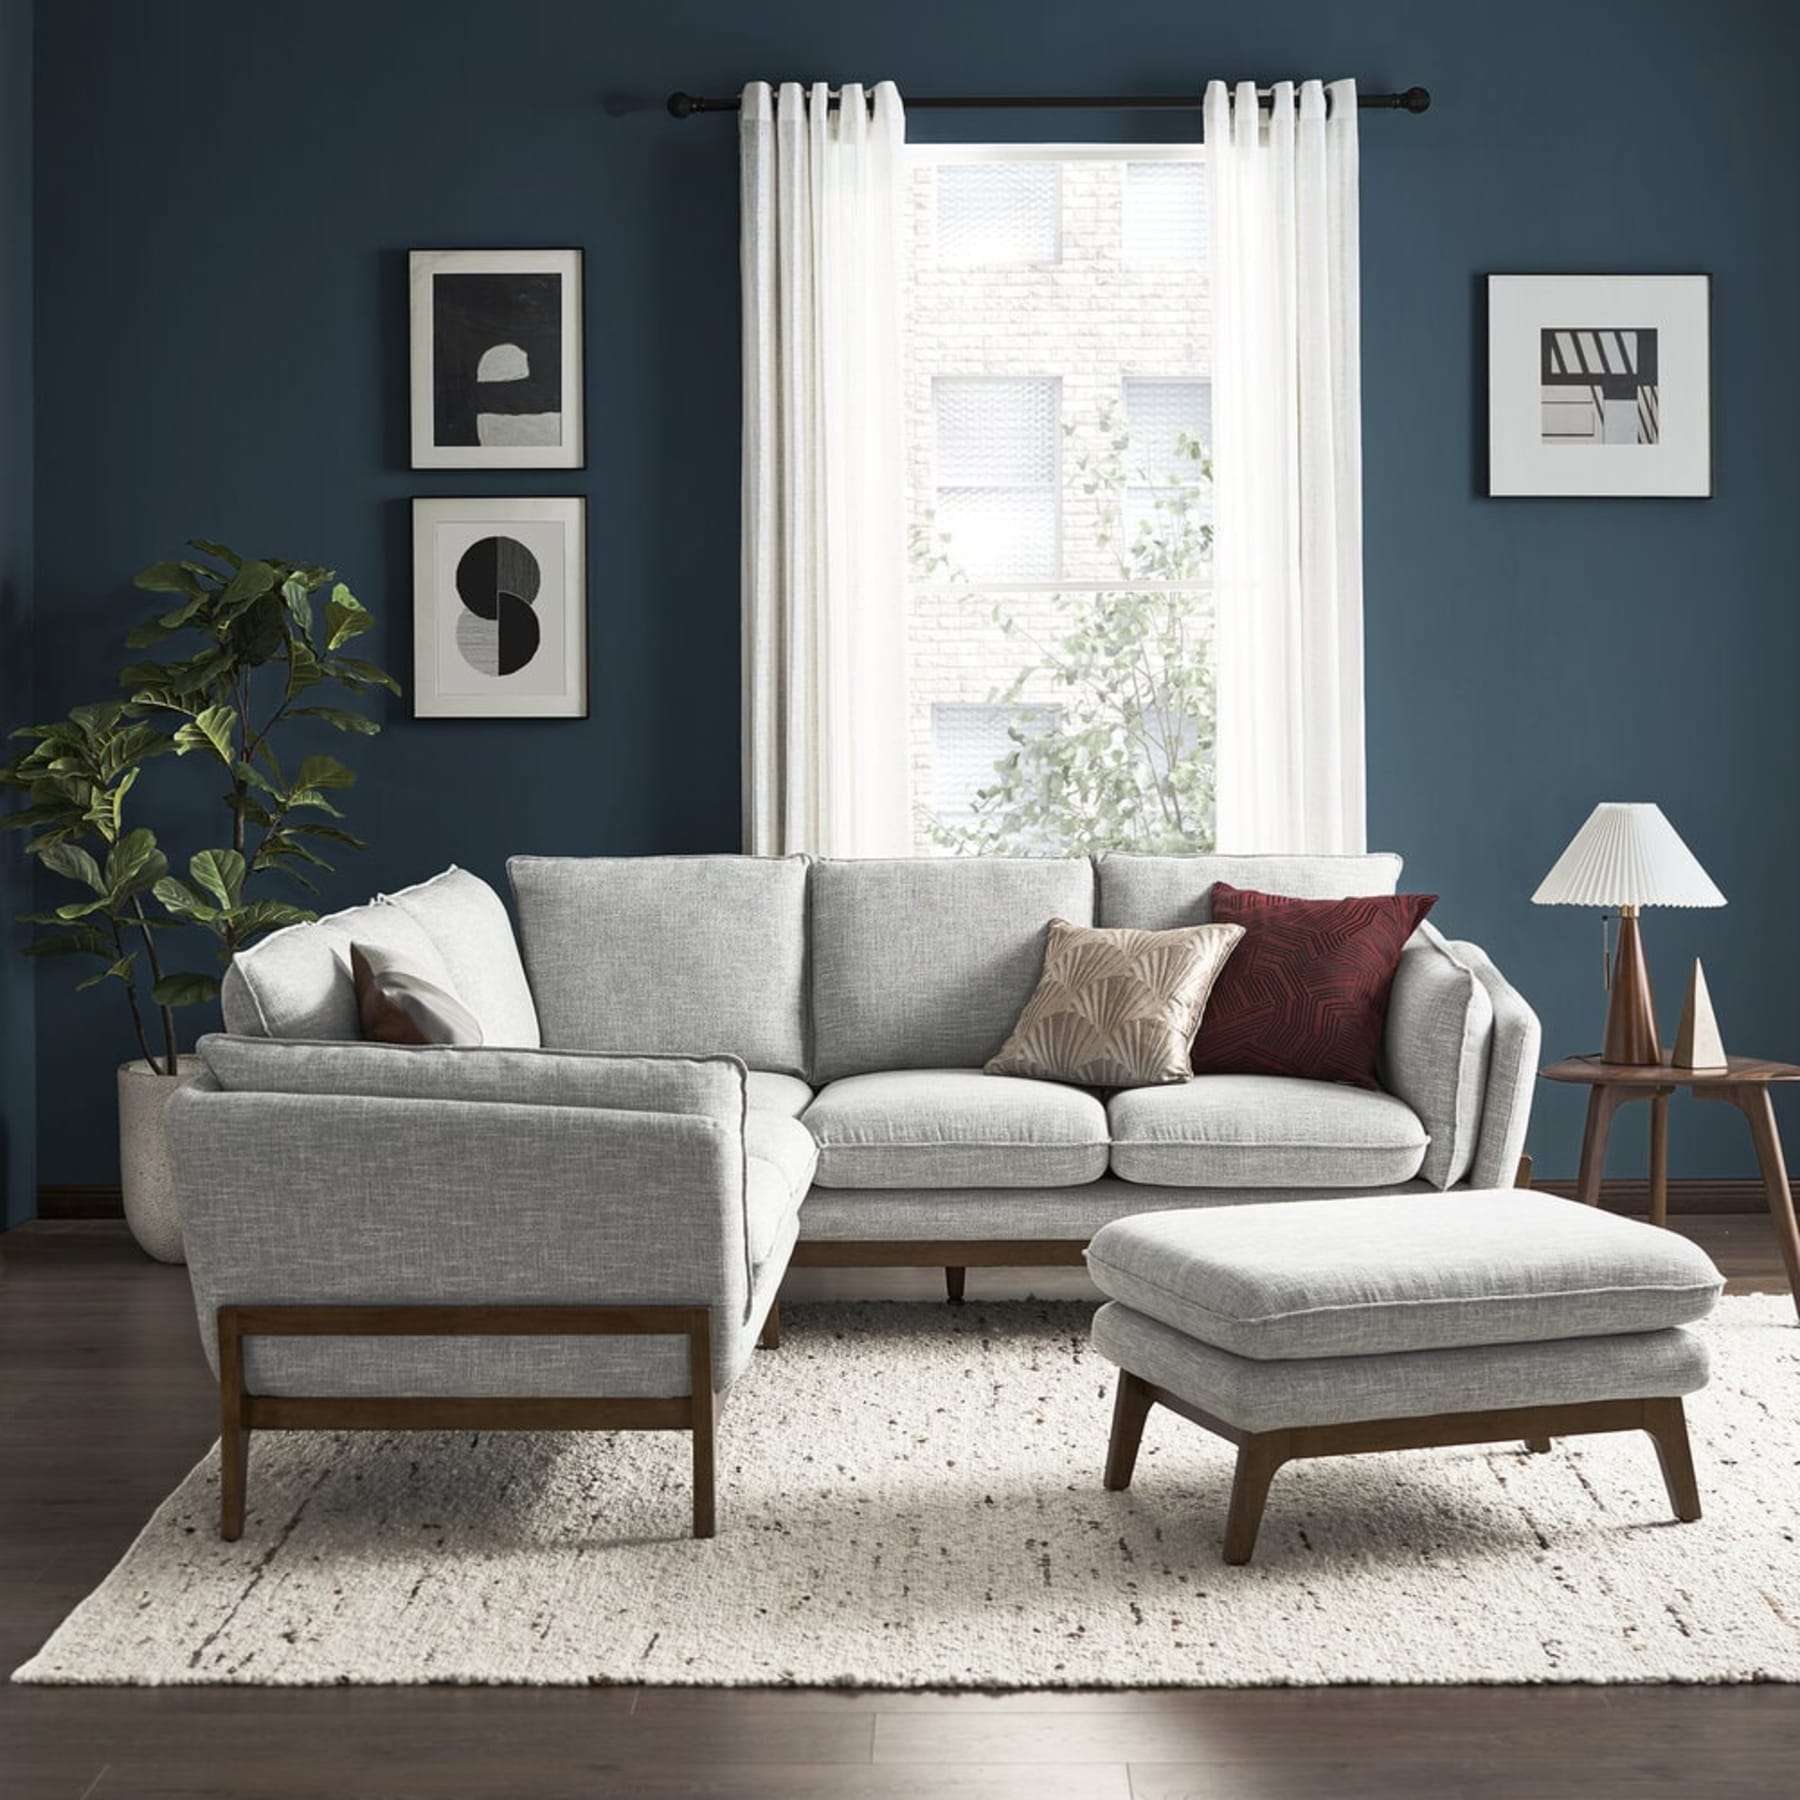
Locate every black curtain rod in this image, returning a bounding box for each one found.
[666,86,1430,118]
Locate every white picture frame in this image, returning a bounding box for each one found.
[409,249,584,470]
[1487,274,1711,498]
[412,497,586,718]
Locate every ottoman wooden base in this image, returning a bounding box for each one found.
[1103,1370,1701,1566]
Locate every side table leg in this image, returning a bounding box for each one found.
[1649,1090,1671,1229]
[1739,1086,1800,1322]
[1575,1086,1624,1209]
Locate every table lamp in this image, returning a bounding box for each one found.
[1532,803,1726,1066]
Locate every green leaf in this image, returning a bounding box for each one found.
[21,931,107,958]
[172,705,237,764]
[187,538,243,569]
[38,841,104,893]
[279,787,345,818]
[219,559,277,610]
[152,876,220,922]
[54,898,107,920]
[324,583,372,651]
[151,971,222,1007]
[226,899,316,936]
[280,573,314,633]
[189,847,246,909]
[133,561,203,597]
[288,822,367,849]
[123,619,176,649]
[324,656,402,696]
[294,752,356,791]
[103,827,167,899]
[292,705,379,735]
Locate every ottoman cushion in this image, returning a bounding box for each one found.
[1090,1301,1711,1432]
[1086,1190,1724,1361]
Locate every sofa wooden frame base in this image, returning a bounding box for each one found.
[215,1300,781,1544]
[1102,1371,1701,1566]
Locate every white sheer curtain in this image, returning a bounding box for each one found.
[1204,79,1365,854]
[740,81,912,857]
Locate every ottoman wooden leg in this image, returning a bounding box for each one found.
[1104,1370,1155,1491]
[945,1266,966,1305]
[1525,1437,1553,1454]
[1644,1396,1701,1522]
[1223,1433,1291,1566]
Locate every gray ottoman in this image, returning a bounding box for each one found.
[1086,1190,1725,1564]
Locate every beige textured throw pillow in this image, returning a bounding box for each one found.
[986,917,1245,1088]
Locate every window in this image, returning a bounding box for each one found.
[931,376,1061,582]
[1123,161,1208,264]
[935,162,1061,266]
[906,147,1215,856]
[1122,377,1213,542]
[931,703,1060,831]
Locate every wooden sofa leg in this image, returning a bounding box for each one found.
[1104,1370,1154,1491]
[758,1301,781,1350]
[946,1265,966,1305]
[686,1311,718,1538]
[1222,1433,1290,1566]
[1525,1437,1553,1454]
[1515,1152,1534,1189]
[1644,1397,1701,1522]
[217,1308,249,1541]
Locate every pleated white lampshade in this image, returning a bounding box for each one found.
[1532,803,1726,909]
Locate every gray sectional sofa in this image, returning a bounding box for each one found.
[167,851,1540,1538]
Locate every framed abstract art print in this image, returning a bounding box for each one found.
[1487,274,1711,498]
[409,249,584,469]
[412,497,586,718]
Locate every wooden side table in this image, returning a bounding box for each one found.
[1540,1053,1800,1320]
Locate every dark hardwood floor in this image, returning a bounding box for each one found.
[2,1215,1795,1800]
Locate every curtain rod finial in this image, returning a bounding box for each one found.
[1399,85,1431,113]
[666,91,699,118]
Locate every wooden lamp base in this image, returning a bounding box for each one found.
[1603,908,1662,1066]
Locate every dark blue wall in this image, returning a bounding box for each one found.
[17,0,1800,1193]
[1,0,32,1226]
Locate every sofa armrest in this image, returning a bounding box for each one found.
[1381,923,1495,1188]
[167,1080,754,1395]
[1449,939,1543,1191]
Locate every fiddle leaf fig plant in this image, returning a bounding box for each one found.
[1,540,399,1073]
[123,541,399,989]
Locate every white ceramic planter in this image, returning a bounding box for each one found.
[117,1055,205,1264]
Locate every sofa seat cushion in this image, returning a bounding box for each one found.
[746,1071,814,1119]
[746,1109,820,1206]
[745,1155,803,1268]
[1108,1075,1427,1189]
[804,1070,1108,1190]
[1085,1191,1725,1361]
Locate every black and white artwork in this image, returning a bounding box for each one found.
[410,250,583,469]
[1540,329,1658,446]
[1488,275,1709,498]
[412,498,586,718]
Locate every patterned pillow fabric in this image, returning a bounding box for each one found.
[351,943,485,1047]
[1190,883,1437,1088]
[986,918,1245,1088]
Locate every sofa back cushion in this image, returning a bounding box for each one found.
[1097,852,1404,929]
[380,867,541,1047]
[197,1032,746,1121]
[508,855,809,1076]
[809,857,1095,1081]
[218,866,538,1046]
[220,901,456,1042]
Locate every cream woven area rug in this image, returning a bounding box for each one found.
[15,1295,1799,1688]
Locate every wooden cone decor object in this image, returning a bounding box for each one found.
[1673,959,1728,1071]
[1602,908,1662,1066]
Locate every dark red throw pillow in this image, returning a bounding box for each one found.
[1188,883,1437,1088]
